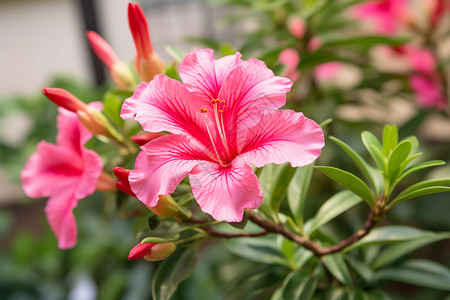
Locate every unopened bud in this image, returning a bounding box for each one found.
[149,195,180,218]
[113,167,136,197]
[127,241,176,261]
[77,107,109,136]
[42,88,88,113]
[111,61,136,90]
[130,132,164,146]
[144,242,176,261]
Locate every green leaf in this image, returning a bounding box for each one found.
[388,186,450,208]
[361,131,386,173]
[309,190,362,236]
[258,163,288,217]
[346,256,374,283]
[395,160,445,184]
[322,253,353,285]
[164,45,185,63]
[152,247,198,300]
[316,166,375,207]
[320,35,410,48]
[345,225,433,252]
[396,177,450,197]
[386,140,412,181]
[375,259,450,291]
[279,272,317,300]
[271,164,298,213]
[329,136,383,196]
[103,89,133,126]
[226,236,290,267]
[382,124,398,157]
[372,232,450,269]
[287,163,314,225]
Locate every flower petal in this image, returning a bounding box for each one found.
[75,148,103,199]
[44,186,79,249]
[189,156,263,222]
[56,102,102,150]
[129,134,208,207]
[179,49,242,102]
[21,142,83,198]
[121,76,207,140]
[238,110,324,167]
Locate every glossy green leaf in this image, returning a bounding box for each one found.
[346,256,374,283]
[329,136,383,196]
[375,259,450,291]
[322,253,353,285]
[152,247,198,300]
[345,225,433,252]
[387,140,412,180]
[280,272,317,300]
[396,177,450,197]
[361,131,386,172]
[395,160,445,184]
[287,163,314,225]
[226,236,290,267]
[388,186,450,208]
[316,166,375,207]
[309,190,362,236]
[382,124,398,156]
[372,233,450,269]
[258,163,286,217]
[271,164,298,212]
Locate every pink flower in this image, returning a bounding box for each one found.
[121,49,324,222]
[278,48,300,82]
[128,3,165,81]
[409,75,446,109]
[287,15,305,38]
[405,47,436,75]
[354,0,410,34]
[314,62,341,82]
[21,103,103,249]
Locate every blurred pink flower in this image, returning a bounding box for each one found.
[278,48,300,82]
[21,103,103,249]
[353,0,410,34]
[121,49,324,222]
[405,47,436,75]
[287,15,305,38]
[409,75,446,109]
[308,37,321,51]
[314,62,341,81]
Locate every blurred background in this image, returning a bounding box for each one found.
[1,0,450,299]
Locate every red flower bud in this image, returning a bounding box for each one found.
[113,167,136,197]
[42,88,88,113]
[130,132,164,146]
[128,242,155,260]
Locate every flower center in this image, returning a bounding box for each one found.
[200,99,232,167]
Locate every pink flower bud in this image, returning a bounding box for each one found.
[77,107,109,137]
[113,167,136,197]
[308,37,321,52]
[42,88,88,113]
[128,242,176,261]
[130,132,164,146]
[87,31,135,89]
[287,15,305,38]
[278,48,300,82]
[128,3,165,82]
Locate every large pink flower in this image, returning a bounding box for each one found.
[21,103,103,249]
[121,49,324,222]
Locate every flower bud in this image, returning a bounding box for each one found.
[112,167,136,197]
[42,88,88,113]
[144,242,176,261]
[149,195,181,218]
[287,15,305,38]
[128,241,176,261]
[77,107,109,137]
[95,172,117,192]
[130,132,164,146]
[87,31,135,89]
[128,2,165,81]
